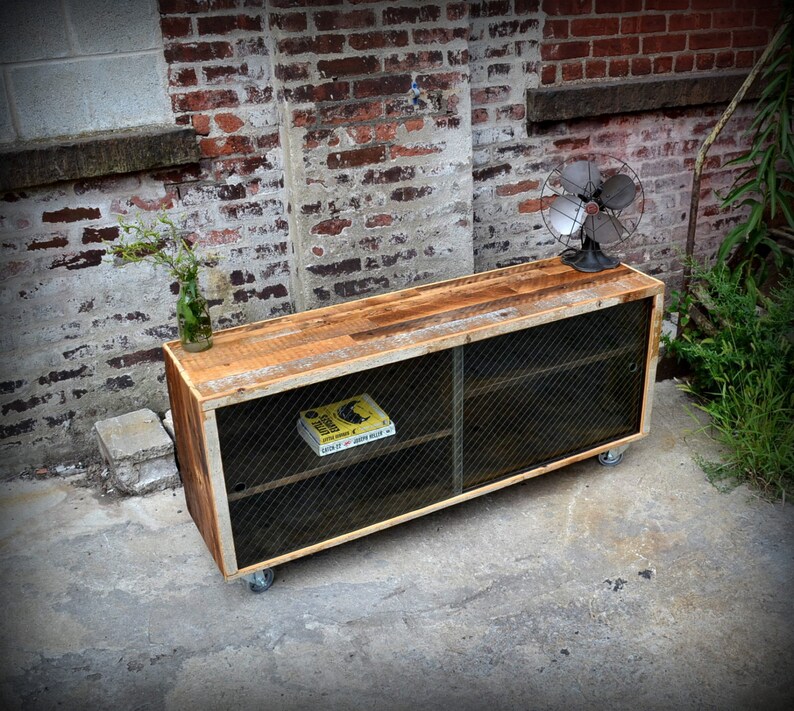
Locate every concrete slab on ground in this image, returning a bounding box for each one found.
[1,381,792,710]
[94,408,179,495]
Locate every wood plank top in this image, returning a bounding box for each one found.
[164,257,664,409]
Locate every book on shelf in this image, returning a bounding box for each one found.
[297,393,396,457]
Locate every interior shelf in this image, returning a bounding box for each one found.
[226,428,453,502]
[228,435,455,567]
[464,343,638,399]
[217,348,455,497]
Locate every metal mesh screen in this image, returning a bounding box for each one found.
[217,350,456,569]
[216,298,651,570]
[462,298,650,489]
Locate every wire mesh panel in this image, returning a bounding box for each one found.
[216,350,455,569]
[214,296,652,571]
[462,298,651,490]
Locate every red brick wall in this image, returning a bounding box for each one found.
[160,0,291,315]
[471,0,779,278]
[0,0,782,475]
[540,0,777,84]
[0,0,291,475]
[268,0,475,308]
[468,1,545,268]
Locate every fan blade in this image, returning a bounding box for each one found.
[583,212,627,245]
[599,173,637,210]
[560,160,602,197]
[549,195,586,235]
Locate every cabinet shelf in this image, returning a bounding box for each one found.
[464,343,638,399]
[226,428,453,502]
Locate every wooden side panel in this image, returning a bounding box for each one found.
[202,412,240,579]
[640,290,665,434]
[163,347,225,575]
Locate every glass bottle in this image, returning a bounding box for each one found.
[176,277,213,352]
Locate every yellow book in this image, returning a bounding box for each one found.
[298,393,393,445]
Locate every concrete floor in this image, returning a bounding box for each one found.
[1,380,792,710]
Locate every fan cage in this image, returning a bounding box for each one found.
[540,153,645,251]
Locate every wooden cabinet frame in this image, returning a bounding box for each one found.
[164,258,664,581]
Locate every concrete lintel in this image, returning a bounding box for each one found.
[0,125,199,192]
[526,70,762,124]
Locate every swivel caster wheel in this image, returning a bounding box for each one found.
[598,449,625,467]
[244,568,275,593]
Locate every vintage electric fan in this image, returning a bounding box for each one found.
[540,155,644,272]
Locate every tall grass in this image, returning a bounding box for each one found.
[665,263,794,500]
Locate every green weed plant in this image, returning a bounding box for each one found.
[665,262,794,500]
[716,18,794,290]
[111,212,213,350]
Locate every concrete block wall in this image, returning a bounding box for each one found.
[0,74,13,144]
[0,0,781,477]
[0,0,172,141]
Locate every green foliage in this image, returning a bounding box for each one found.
[664,262,794,499]
[111,211,201,283]
[175,277,213,350]
[716,20,794,284]
[667,286,696,333]
[671,15,794,499]
[111,212,213,349]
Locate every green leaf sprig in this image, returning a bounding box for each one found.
[111,211,201,283]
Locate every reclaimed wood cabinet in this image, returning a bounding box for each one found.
[164,257,664,586]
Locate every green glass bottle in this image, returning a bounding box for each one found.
[176,277,213,353]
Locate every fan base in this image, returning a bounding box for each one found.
[561,242,620,273]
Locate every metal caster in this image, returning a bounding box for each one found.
[598,448,625,467]
[244,568,275,593]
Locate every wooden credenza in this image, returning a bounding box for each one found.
[164,258,664,583]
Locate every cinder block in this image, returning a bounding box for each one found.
[94,408,180,495]
[9,54,172,140]
[65,0,161,55]
[0,0,70,64]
